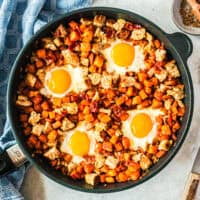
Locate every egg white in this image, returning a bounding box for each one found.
[102,40,146,75]
[122,108,164,151]
[44,65,88,98]
[60,122,96,164]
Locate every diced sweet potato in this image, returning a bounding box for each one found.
[116,172,128,182]
[132,96,142,105]
[36,49,46,59]
[48,130,58,141]
[161,124,171,136]
[122,137,130,149]
[105,176,115,183]
[68,20,79,30]
[139,90,148,100]
[84,163,94,174]
[82,29,94,42]
[98,113,111,123]
[152,99,163,108]
[94,55,104,68]
[70,30,80,41]
[35,59,44,68]
[138,72,147,82]
[102,142,113,152]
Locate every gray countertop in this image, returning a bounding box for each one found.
[20,0,200,199]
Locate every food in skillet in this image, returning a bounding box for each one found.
[16,15,185,185]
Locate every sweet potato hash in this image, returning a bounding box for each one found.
[16,15,185,185]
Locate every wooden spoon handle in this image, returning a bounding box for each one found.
[182,173,200,200]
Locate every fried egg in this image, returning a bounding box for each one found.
[44,65,88,98]
[103,40,146,75]
[60,122,96,164]
[122,108,163,151]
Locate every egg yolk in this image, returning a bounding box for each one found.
[111,43,135,67]
[46,69,71,94]
[69,131,90,156]
[131,113,153,138]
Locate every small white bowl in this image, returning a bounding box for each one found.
[172,0,200,35]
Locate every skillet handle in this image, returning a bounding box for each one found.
[0,144,27,177]
[166,32,193,60]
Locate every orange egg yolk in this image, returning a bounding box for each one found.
[69,131,90,156]
[131,113,153,138]
[46,69,71,94]
[111,43,135,67]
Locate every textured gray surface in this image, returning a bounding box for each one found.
[20,0,200,199]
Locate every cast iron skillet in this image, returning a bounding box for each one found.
[1,7,194,193]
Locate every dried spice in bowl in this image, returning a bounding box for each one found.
[180,0,200,27]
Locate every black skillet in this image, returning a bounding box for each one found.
[0,7,194,193]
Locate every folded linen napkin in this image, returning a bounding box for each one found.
[0,0,92,199]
